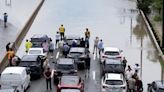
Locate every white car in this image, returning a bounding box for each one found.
[27,48,47,57]
[100,47,123,63]
[0,67,30,92]
[101,73,127,92]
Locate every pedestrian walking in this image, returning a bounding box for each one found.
[11,55,21,66]
[3,13,8,28]
[85,54,91,78]
[7,48,15,66]
[44,67,52,90]
[55,32,60,47]
[122,57,127,69]
[125,65,134,81]
[134,63,140,73]
[80,38,85,47]
[98,39,104,56]
[127,75,136,92]
[93,36,99,54]
[42,40,49,52]
[72,39,77,47]
[25,39,32,53]
[135,77,143,92]
[84,28,90,39]
[85,37,89,48]
[49,38,54,58]
[59,24,65,40]
[6,42,10,52]
[63,43,70,58]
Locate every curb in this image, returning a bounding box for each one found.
[139,10,164,60]
[0,0,45,72]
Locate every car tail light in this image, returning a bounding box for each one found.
[74,70,77,72]
[116,56,121,58]
[102,85,107,88]
[121,86,126,89]
[102,55,107,58]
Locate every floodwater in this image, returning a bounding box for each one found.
[15,0,164,91]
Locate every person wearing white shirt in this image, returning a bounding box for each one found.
[55,32,60,47]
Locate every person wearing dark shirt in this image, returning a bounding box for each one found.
[85,55,90,78]
[80,38,85,47]
[44,67,52,90]
[6,42,10,51]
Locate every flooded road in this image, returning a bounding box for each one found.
[15,0,164,91]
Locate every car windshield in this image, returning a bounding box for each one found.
[57,64,74,70]
[105,51,119,56]
[159,88,164,92]
[29,50,41,54]
[61,89,80,92]
[61,76,79,85]
[105,80,123,85]
[105,64,124,72]
[70,52,83,55]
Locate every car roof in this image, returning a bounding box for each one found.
[0,89,15,92]
[154,80,164,88]
[57,58,74,64]
[61,89,80,92]
[105,73,123,80]
[2,67,26,75]
[21,55,38,61]
[29,48,43,50]
[104,47,120,52]
[31,34,49,38]
[105,59,122,64]
[61,75,79,85]
[70,47,85,53]
[65,35,81,39]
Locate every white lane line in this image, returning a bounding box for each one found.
[93,53,96,60]
[56,51,60,59]
[93,71,96,80]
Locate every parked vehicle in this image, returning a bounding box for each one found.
[19,55,44,79]
[57,75,84,92]
[101,59,124,76]
[54,58,77,77]
[67,47,89,69]
[101,73,127,92]
[100,47,123,64]
[0,67,30,92]
[61,89,81,92]
[30,34,50,47]
[27,48,47,57]
[147,80,164,92]
[64,35,81,47]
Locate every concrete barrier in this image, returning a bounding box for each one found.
[139,10,164,60]
[0,0,45,72]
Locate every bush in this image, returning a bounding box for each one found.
[154,15,162,21]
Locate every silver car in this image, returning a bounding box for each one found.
[101,73,127,92]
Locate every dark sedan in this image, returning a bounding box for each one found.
[19,55,44,79]
[54,58,77,77]
[30,34,51,47]
[64,35,81,46]
[101,59,124,76]
[67,47,89,69]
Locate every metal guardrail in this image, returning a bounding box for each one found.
[0,0,45,73]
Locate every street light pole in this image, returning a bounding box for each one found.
[162,0,164,49]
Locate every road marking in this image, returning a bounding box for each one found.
[56,51,60,59]
[93,71,96,80]
[93,53,96,60]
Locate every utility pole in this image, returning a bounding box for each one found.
[162,0,164,49]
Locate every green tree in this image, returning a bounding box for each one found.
[152,0,163,15]
[137,0,153,14]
